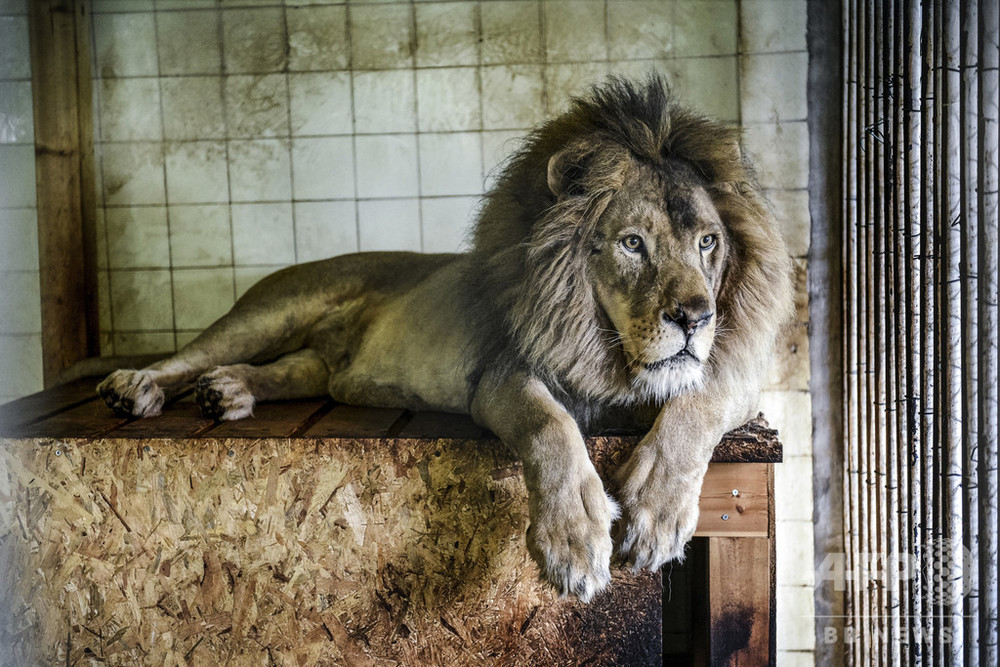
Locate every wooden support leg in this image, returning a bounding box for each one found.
[706,536,774,665]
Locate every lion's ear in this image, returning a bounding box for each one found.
[547,146,588,197]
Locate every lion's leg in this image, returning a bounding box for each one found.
[98,301,316,418]
[194,348,330,421]
[471,370,619,603]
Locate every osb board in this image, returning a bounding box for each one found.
[0,436,661,666]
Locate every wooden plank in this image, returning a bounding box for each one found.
[109,394,216,438]
[0,376,99,431]
[201,399,332,438]
[394,411,486,439]
[302,404,406,438]
[694,463,769,537]
[707,537,772,666]
[8,398,128,438]
[29,0,99,385]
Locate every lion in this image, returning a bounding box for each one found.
[98,76,793,602]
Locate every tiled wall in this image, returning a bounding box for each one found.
[0,0,42,404]
[2,0,815,662]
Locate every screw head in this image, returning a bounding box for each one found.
[722,514,730,521]
[732,489,739,496]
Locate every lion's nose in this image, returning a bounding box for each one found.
[663,299,713,335]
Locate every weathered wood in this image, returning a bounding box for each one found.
[706,537,772,666]
[28,0,99,385]
[695,463,769,537]
[303,404,406,438]
[0,376,99,429]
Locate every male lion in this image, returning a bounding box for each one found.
[99,77,793,602]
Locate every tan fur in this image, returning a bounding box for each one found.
[98,77,793,602]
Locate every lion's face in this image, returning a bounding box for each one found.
[586,160,727,400]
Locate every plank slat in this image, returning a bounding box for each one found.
[9,398,129,438]
[109,395,215,438]
[0,377,100,432]
[393,411,485,439]
[201,399,332,438]
[302,405,406,438]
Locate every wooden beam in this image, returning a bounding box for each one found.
[28,0,99,386]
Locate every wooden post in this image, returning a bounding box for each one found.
[28,0,99,386]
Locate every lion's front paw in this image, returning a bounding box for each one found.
[97,369,165,418]
[615,453,702,571]
[195,367,255,421]
[527,468,619,602]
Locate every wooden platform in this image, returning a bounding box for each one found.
[0,379,780,665]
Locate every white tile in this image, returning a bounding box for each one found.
[0,144,36,208]
[0,208,38,271]
[98,270,111,330]
[418,132,483,197]
[289,72,353,136]
[416,68,481,132]
[294,201,358,262]
[109,269,174,331]
[544,1,607,63]
[354,134,419,198]
[775,651,816,667]
[165,141,230,204]
[105,206,171,269]
[157,0,217,8]
[481,65,545,130]
[415,2,478,67]
[235,266,281,299]
[169,205,233,267]
[420,197,477,253]
[767,188,810,257]
[0,16,30,79]
[227,139,292,202]
[172,268,236,330]
[741,52,809,123]
[0,271,40,334]
[156,10,223,75]
[100,143,166,206]
[777,585,817,651]
[292,136,355,200]
[92,1,154,12]
[0,334,43,400]
[757,390,813,457]
[224,74,289,138]
[357,198,421,252]
[350,4,414,70]
[481,129,526,188]
[112,332,176,355]
[666,56,740,123]
[94,13,158,78]
[98,78,163,142]
[0,80,33,144]
[353,70,417,134]
[0,0,27,15]
[674,0,739,57]
[95,208,108,269]
[222,7,288,74]
[231,202,295,265]
[481,0,542,65]
[774,457,814,522]
[544,63,609,116]
[741,0,808,54]
[776,521,817,587]
[743,121,810,190]
[287,5,350,72]
[161,77,226,140]
[608,1,674,60]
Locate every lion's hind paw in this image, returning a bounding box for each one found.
[97,369,165,418]
[195,367,255,421]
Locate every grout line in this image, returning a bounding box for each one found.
[214,5,239,310]
[345,2,362,254]
[280,2,297,265]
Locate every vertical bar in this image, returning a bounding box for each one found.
[958,0,981,662]
[941,1,965,663]
[978,0,1000,659]
[27,0,100,384]
[904,1,925,660]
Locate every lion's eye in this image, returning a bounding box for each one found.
[621,235,644,253]
[699,234,717,251]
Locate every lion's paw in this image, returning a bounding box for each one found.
[195,367,255,421]
[527,469,619,602]
[97,369,165,418]
[614,453,702,571]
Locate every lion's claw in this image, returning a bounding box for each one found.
[97,369,164,418]
[195,367,255,421]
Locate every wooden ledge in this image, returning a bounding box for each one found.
[0,377,782,464]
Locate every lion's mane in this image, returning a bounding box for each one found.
[465,76,793,414]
